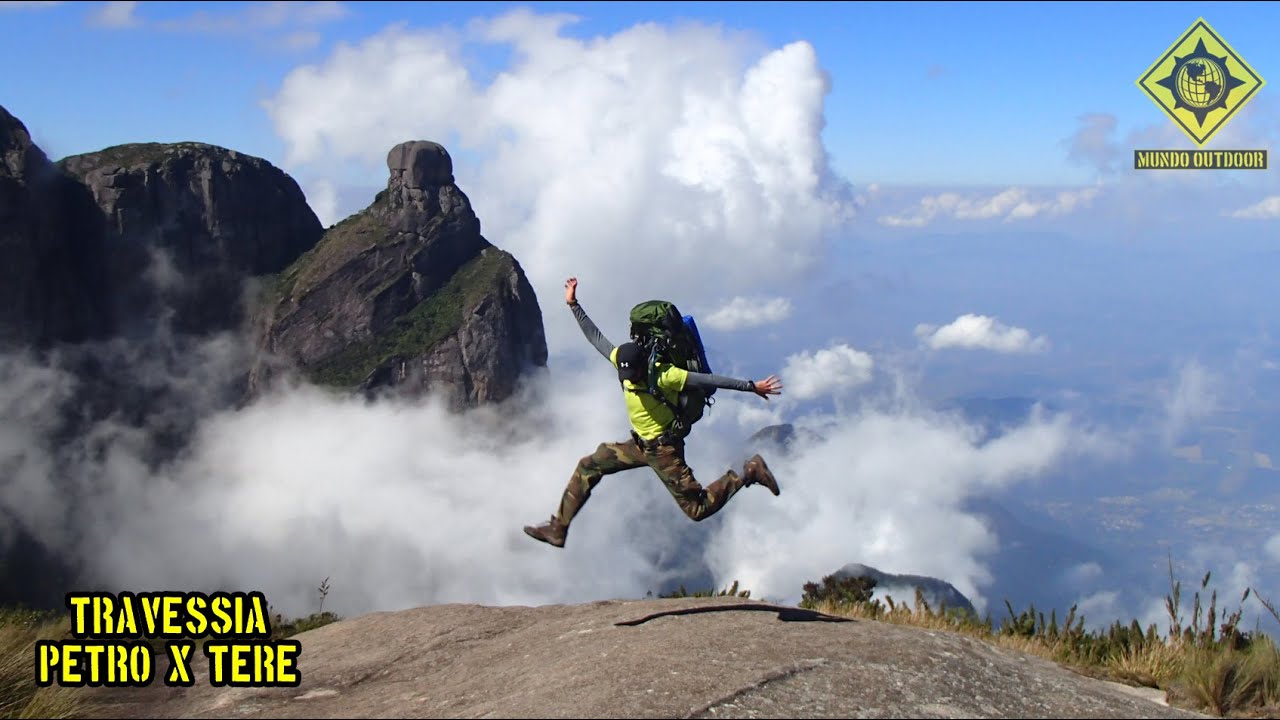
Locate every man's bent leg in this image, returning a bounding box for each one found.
[647,443,747,522]
[555,439,648,528]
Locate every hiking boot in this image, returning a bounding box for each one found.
[523,517,567,548]
[743,454,780,496]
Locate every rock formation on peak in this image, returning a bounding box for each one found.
[251,140,548,409]
[1,104,46,177]
[59,141,324,337]
[388,140,454,188]
[2,108,546,413]
[0,105,111,348]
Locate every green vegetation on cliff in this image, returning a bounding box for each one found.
[57,141,240,173]
[307,247,513,388]
[272,191,400,304]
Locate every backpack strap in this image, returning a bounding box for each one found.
[621,348,690,439]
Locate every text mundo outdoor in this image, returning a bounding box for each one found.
[1134,149,1268,169]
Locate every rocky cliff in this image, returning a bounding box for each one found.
[0,106,111,348]
[0,106,549,608]
[251,140,548,409]
[833,562,977,616]
[3,104,546,409]
[58,141,323,337]
[746,422,827,457]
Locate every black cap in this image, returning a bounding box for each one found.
[616,342,646,382]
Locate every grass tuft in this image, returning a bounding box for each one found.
[0,609,83,719]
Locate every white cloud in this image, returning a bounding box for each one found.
[1073,590,1124,631]
[304,178,339,227]
[1065,561,1104,585]
[0,330,1116,624]
[730,400,785,434]
[263,9,855,358]
[879,186,1099,227]
[251,0,347,27]
[1266,533,1280,563]
[0,341,719,618]
[705,403,1093,613]
[852,182,881,208]
[1066,113,1122,177]
[88,0,136,27]
[782,343,874,401]
[88,1,347,46]
[281,30,323,51]
[915,314,1049,354]
[153,0,348,33]
[704,296,793,331]
[1161,359,1218,446]
[1228,196,1280,219]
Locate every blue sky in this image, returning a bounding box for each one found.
[4,1,1279,185]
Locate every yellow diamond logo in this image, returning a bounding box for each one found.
[1136,18,1265,146]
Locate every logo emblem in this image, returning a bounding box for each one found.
[1136,18,1264,147]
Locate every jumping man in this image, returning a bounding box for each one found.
[523,277,784,548]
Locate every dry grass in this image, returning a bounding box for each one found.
[1106,640,1184,688]
[797,560,1280,718]
[0,610,84,720]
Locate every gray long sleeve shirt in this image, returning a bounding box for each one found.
[570,302,754,392]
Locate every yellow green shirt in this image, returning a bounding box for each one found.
[610,346,689,440]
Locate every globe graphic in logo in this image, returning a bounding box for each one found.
[1177,58,1227,109]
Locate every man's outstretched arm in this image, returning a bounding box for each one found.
[684,372,783,400]
[565,277,614,360]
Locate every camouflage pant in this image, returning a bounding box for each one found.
[555,436,746,529]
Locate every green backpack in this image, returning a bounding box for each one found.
[627,300,715,438]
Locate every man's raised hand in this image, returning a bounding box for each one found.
[752,375,783,400]
[565,277,578,305]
